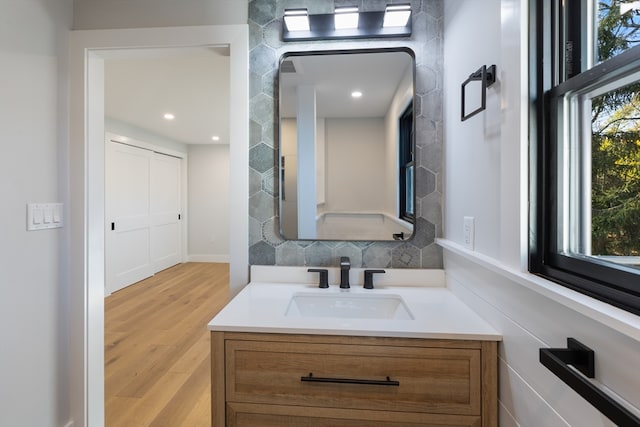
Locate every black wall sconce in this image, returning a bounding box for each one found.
[461,64,496,121]
[282,4,412,42]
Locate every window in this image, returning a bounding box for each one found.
[531,0,640,315]
[399,102,414,223]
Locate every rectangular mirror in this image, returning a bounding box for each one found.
[278,48,416,241]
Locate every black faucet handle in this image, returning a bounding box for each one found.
[363,269,386,289]
[308,268,329,288]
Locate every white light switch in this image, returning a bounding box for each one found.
[43,207,53,224]
[27,203,63,231]
[32,207,43,225]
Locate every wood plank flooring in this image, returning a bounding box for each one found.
[105,262,230,427]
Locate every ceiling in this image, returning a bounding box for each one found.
[280,51,413,119]
[104,46,230,145]
[103,48,412,145]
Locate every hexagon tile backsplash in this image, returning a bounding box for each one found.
[248,0,444,269]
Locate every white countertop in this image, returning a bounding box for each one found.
[208,278,502,341]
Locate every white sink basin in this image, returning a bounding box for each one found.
[285,292,414,320]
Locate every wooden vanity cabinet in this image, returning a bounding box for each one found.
[212,332,497,427]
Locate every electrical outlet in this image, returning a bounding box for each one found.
[463,216,475,250]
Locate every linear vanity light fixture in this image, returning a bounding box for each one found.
[383,4,412,28]
[282,4,412,41]
[283,9,310,32]
[334,7,359,30]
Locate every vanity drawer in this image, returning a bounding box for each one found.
[227,403,482,427]
[225,339,481,416]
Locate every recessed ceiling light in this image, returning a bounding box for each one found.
[163,113,175,120]
[211,136,220,142]
[351,91,363,98]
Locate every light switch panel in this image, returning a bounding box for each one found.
[27,203,63,231]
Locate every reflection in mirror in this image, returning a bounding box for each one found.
[279,49,415,241]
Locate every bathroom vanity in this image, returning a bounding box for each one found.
[209,267,501,427]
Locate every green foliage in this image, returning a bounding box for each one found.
[591,1,640,255]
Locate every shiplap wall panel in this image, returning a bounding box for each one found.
[444,251,637,427]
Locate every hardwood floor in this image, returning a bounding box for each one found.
[105,262,230,427]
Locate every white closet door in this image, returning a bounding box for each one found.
[150,152,182,272]
[105,141,153,294]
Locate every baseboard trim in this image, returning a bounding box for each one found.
[187,254,229,263]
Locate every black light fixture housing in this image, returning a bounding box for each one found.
[282,4,412,42]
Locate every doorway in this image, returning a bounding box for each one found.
[69,26,249,426]
[102,44,231,295]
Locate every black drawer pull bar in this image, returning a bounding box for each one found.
[301,373,399,387]
[539,338,640,427]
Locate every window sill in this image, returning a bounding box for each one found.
[437,238,640,342]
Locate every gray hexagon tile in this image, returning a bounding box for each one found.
[304,242,334,267]
[416,65,437,95]
[250,119,262,147]
[416,166,435,198]
[422,89,443,121]
[249,0,444,270]
[249,20,263,50]
[419,192,442,226]
[262,167,277,196]
[262,217,285,246]
[391,243,421,268]
[424,0,443,19]
[362,243,393,268]
[250,240,276,265]
[250,93,275,126]
[249,191,275,222]
[250,44,276,78]
[410,217,436,249]
[262,69,277,98]
[249,143,274,173]
[415,115,438,147]
[276,241,305,265]
[249,0,276,26]
[417,140,442,172]
[249,216,263,246]
[360,0,388,11]
[264,20,283,49]
[250,71,263,98]
[421,243,443,269]
[261,119,276,148]
[249,168,262,196]
[276,0,333,16]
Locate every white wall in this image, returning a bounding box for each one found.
[106,117,188,154]
[0,0,73,426]
[188,144,230,262]
[70,23,249,427]
[443,1,640,426]
[73,0,247,29]
[324,118,387,213]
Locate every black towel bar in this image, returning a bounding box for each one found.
[539,338,640,427]
[461,64,496,121]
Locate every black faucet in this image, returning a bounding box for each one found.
[339,256,350,289]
